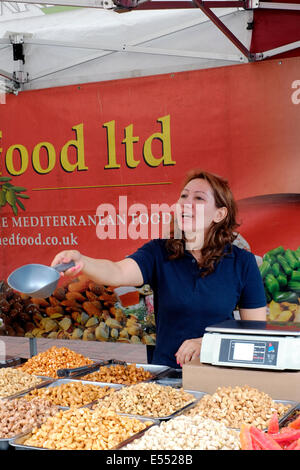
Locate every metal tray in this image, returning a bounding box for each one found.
[153,368,183,388]
[14,378,123,409]
[278,403,300,428]
[115,397,300,450]
[180,395,299,431]
[71,361,170,384]
[0,378,59,450]
[0,431,29,451]
[9,415,158,450]
[273,400,300,430]
[12,357,102,381]
[113,417,159,450]
[0,356,27,369]
[155,368,182,379]
[11,364,59,381]
[45,378,123,389]
[0,376,55,401]
[0,380,123,450]
[0,437,12,451]
[93,389,205,421]
[114,391,206,450]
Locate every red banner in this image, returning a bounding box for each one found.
[0,56,299,338]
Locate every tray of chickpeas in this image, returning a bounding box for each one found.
[18,379,123,409]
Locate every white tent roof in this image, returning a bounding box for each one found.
[0,4,253,91]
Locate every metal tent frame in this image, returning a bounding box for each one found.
[0,0,299,93]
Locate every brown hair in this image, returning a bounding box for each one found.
[165,169,240,276]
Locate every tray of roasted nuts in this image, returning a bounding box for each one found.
[91,382,204,420]
[117,389,299,450]
[16,346,95,379]
[0,367,54,401]
[9,407,157,450]
[181,385,299,431]
[69,361,170,385]
[0,396,59,450]
[18,379,122,409]
[119,414,242,450]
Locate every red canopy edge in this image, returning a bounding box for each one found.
[250,9,300,57]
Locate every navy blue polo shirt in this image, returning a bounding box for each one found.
[128,239,266,368]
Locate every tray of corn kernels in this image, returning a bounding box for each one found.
[17,346,94,378]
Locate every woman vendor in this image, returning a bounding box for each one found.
[51,170,267,368]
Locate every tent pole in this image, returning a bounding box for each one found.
[29,337,37,357]
[261,40,300,59]
[192,0,254,61]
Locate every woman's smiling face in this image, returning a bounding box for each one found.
[176,178,227,238]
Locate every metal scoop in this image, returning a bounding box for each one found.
[7,261,75,298]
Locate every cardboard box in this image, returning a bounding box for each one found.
[183,358,300,402]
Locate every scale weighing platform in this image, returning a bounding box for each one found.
[200,320,300,371]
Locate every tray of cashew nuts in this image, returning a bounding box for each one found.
[0,366,56,401]
[88,384,206,421]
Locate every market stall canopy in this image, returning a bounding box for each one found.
[0,3,253,91]
[0,0,299,92]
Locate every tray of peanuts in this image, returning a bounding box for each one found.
[9,408,157,450]
[91,382,204,420]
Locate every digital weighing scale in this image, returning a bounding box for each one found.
[200,320,300,371]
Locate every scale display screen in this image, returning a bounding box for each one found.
[219,338,279,366]
[232,342,255,361]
